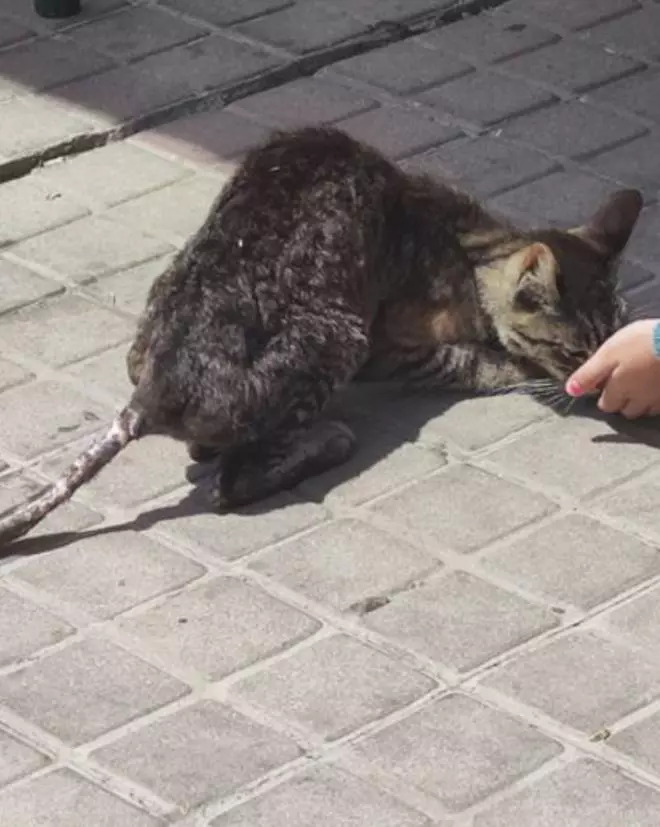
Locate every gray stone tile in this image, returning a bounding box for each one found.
[0,380,111,459]
[594,466,660,541]
[366,571,557,672]
[356,694,562,812]
[249,518,439,612]
[64,343,135,401]
[138,107,271,165]
[154,486,328,561]
[497,100,646,159]
[1,0,128,27]
[369,465,555,554]
[418,71,555,127]
[39,433,189,508]
[401,135,557,198]
[93,700,301,809]
[623,274,660,315]
[0,638,188,745]
[157,0,292,26]
[589,68,660,123]
[58,34,280,125]
[14,529,205,619]
[0,174,88,246]
[230,77,377,129]
[484,415,659,498]
[234,2,367,54]
[0,585,74,667]
[118,577,320,680]
[338,105,461,159]
[0,35,113,98]
[483,514,660,610]
[419,8,557,62]
[82,254,171,317]
[232,635,436,739]
[586,135,660,195]
[10,215,172,282]
[330,0,444,24]
[484,631,660,733]
[0,17,36,48]
[504,0,639,30]
[106,175,221,245]
[0,769,163,827]
[0,731,48,787]
[0,294,133,367]
[34,142,189,208]
[473,759,660,827]
[68,5,208,61]
[502,39,642,93]
[0,356,31,391]
[0,256,61,314]
[618,258,654,291]
[0,768,162,826]
[0,96,95,163]
[330,40,472,95]
[585,6,660,61]
[299,414,447,506]
[212,764,432,827]
[374,390,550,452]
[0,469,102,540]
[603,583,660,654]
[610,709,660,776]
[490,170,620,227]
[625,205,660,268]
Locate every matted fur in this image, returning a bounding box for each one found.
[0,126,642,545]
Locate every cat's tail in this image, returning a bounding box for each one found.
[0,404,144,547]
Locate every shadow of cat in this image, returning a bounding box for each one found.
[4,383,659,560]
[0,381,467,558]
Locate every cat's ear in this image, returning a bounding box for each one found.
[572,189,643,258]
[511,242,559,304]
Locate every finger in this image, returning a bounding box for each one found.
[566,348,618,397]
[598,383,627,414]
[621,400,649,419]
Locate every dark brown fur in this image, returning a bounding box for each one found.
[0,126,642,545]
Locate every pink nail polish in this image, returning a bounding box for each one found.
[566,378,584,397]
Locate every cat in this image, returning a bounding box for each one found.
[0,125,642,545]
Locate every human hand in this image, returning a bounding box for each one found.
[565,319,660,418]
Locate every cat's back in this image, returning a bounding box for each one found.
[205,125,403,253]
[171,127,403,312]
[235,125,397,192]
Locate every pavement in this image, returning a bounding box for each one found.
[3,0,660,823]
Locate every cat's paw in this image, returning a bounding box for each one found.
[316,420,357,465]
[186,441,222,463]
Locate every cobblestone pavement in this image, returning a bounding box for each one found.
[3,0,660,824]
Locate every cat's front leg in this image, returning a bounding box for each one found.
[404,343,532,393]
[359,343,531,393]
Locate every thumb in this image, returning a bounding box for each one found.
[565,344,617,397]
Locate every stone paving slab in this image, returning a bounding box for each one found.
[4,0,660,825]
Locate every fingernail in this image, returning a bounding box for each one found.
[566,378,584,397]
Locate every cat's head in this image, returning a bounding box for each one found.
[497,189,643,381]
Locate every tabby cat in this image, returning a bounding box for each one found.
[0,126,642,544]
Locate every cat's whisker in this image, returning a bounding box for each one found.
[526,385,565,401]
[539,391,571,411]
[488,378,559,397]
